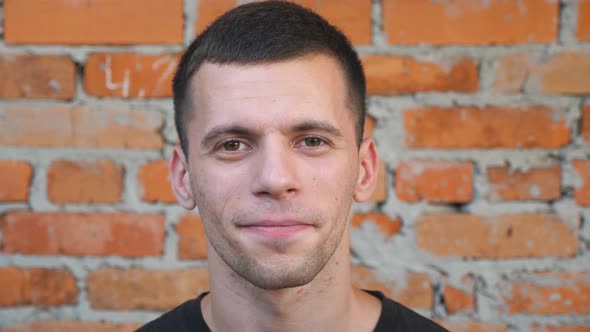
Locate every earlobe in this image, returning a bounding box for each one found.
[353,137,379,202]
[169,145,197,210]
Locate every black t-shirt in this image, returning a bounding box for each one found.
[136,290,448,331]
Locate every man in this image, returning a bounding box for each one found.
[138,1,448,331]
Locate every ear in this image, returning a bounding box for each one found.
[169,144,197,210]
[353,137,379,202]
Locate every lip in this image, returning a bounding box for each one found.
[239,220,313,239]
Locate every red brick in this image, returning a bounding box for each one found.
[293,0,372,45]
[581,105,590,144]
[486,164,561,201]
[0,54,75,100]
[529,52,590,95]
[351,213,401,238]
[85,53,179,98]
[395,161,473,203]
[0,161,32,202]
[443,286,474,315]
[138,160,176,203]
[4,0,183,45]
[87,268,209,310]
[195,0,236,34]
[363,56,478,95]
[0,212,164,257]
[500,271,590,314]
[495,51,590,95]
[177,214,208,260]
[578,0,590,41]
[531,325,590,332]
[383,0,558,45]
[195,0,372,45]
[443,274,475,314]
[0,267,30,306]
[363,115,375,138]
[0,267,77,307]
[0,106,163,149]
[47,160,123,204]
[28,269,78,306]
[573,159,590,206]
[352,266,432,309]
[404,106,570,149]
[415,214,578,258]
[370,161,388,203]
[494,51,539,93]
[0,321,142,332]
[437,321,508,332]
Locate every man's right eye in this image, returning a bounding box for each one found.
[221,140,244,152]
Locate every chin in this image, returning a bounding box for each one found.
[210,219,348,291]
[241,265,318,290]
[228,251,328,290]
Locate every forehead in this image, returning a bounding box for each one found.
[188,54,354,134]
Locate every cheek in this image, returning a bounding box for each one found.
[191,163,247,218]
[306,154,358,217]
[311,154,357,191]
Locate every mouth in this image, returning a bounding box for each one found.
[239,220,313,239]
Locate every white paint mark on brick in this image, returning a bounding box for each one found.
[152,55,178,95]
[103,55,131,98]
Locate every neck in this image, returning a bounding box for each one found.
[202,232,375,332]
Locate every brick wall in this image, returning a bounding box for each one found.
[0,0,589,331]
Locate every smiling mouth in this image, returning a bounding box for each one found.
[240,222,313,239]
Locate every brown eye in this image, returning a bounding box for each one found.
[303,137,323,147]
[222,140,241,151]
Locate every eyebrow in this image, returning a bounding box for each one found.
[201,125,255,148]
[291,120,344,139]
[200,120,345,148]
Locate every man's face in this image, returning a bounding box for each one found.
[175,54,372,289]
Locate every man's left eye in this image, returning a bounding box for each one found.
[301,137,324,147]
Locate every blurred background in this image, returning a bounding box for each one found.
[0,0,589,331]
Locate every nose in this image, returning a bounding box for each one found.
[250,139,300,199]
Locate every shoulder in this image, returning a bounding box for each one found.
[368,290,449,332]
[135,293,208,332]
